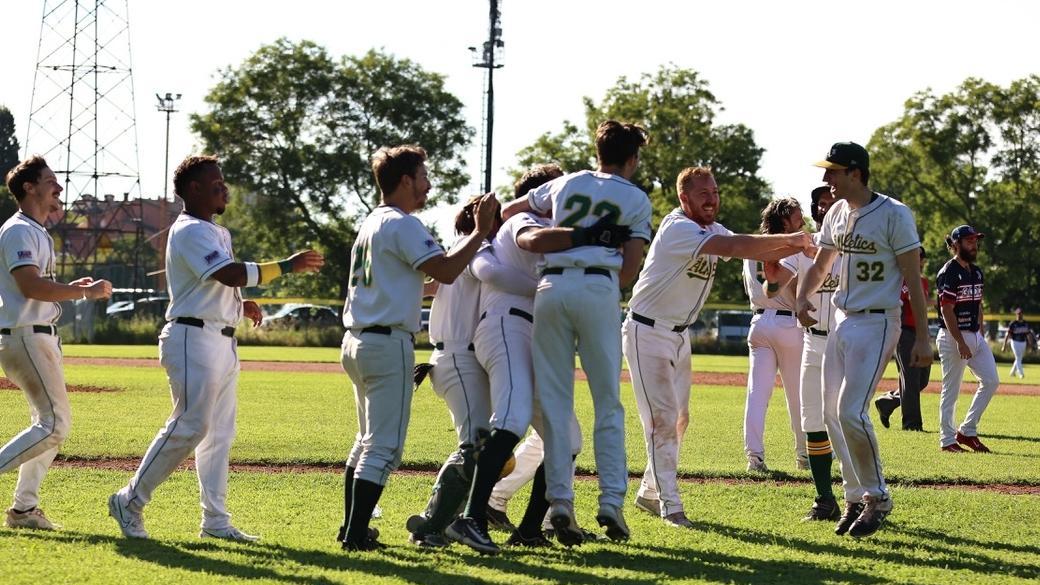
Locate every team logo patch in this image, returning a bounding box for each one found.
[686,256,714,280]
[424,239,437,249]
[204,250,221,264]
[16,250,32,259]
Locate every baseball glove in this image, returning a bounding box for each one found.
[572,216,632,248]
[413,363,435,388]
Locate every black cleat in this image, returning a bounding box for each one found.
[485,506,516,532]
[834,501,865,536]
[848,497,892,539]
[506,529,553,548]
[548,500,585,547]
[802,496,841,522]
[342,535,386,551]
[874,394,899,429]
[337,526,379,543]
[445,517,500,555]
[596,505,631,542]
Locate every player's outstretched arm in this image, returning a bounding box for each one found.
[210,249,325,288]
[12,266,113,302]
[517,218,631,254]
[896,247,935,367]
[700,232,811,262]
[501,195,531,220]
[421,194,499,284]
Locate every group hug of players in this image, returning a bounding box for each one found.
[0,121,1006,556]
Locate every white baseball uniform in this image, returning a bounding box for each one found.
[819,193,920,502]
[115,212,245,530]
[528,170,652,509]
[622,209,730,517]
[742,258,807,466]
[341,205,443,486]
[0,212,68,512]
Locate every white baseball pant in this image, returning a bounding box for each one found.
[824,311,900,501]
[743,311,806,463]
[0,329,69,511]
[937,329,999,447]
[116,321,240,530]
[799,331,854,490]
[622,318,691,517]
[1010,340,1026,378]
[533,269,626,510]
[474,311,535,438]
[428,346,491,446]
[341,328,415,486]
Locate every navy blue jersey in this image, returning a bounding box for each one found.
[1009,320,1032,342]
[935,259,983,332]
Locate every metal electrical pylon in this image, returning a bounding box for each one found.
[24,0,144,282]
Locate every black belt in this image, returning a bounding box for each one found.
[174,317,235,338]
[480,307,534,323]
[434,342,475,351]
[851,309,887,315]
[0,324,57,336]
[541,266,611,278]
[630,312,687,333]
[755,309,793,317]
[359,325,415,343]
[807,327,828,337]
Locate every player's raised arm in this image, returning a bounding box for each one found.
[420,193,499,284]
[210,249,325,288]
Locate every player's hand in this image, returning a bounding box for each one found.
[956,339,972,360]
[790,231,813,250]
[574,216,631,248]
[795,298,818,328]
[243,300,263,327]
[911,338,934,367]
[473,193,500,237]
[288,250,325,273]
[82,279,113,300]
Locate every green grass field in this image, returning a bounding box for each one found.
[1,351,1038,584]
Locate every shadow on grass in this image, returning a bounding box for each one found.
[983,433,1040,444]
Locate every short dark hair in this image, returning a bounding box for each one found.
[173,155,220,199]
[514,163,564,198]
[371,145,427,195]
[595,120,648,167]
[849,167,870,186]
[809,186,830,224]
[5,155,50,201]
[759,197,802,235]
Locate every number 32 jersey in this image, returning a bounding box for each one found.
[818,193,920,313]
[528,170,652,271]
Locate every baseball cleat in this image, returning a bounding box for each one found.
[874,394,899,429]
[596,504,631,542]
[409,530,450,548]
[338,525,380,543]
[505,529,553,548]
[485,506,515,532]
[662,512,695,529]
[746,455,769,473]
[633,495,661,517]
[802,496,841,522]
[4,507,57,530]
[446,517,500,555]
[834,501,864,536]
[108,494,148,539]
[405,514,427,535]
[200,526,260,542]
[548,500,584,547]
[955,432,991,453]
[941,443,968,453]
[848,496,893,539]
[342,535,387,552]
[796,456,810,471]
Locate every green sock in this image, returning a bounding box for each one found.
[806,431,834,498]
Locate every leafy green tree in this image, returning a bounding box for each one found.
[509,65,771,302]
[192,39,473,298]
[0,105,20,223]
[869,76,1040,311]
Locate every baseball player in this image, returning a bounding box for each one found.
[796,142,931,539]
[0,156,112,530]
[935,225,999,453]
[500,120,652,546]
[623,167,810,528]
[742,198,810,474]
[1002,308,1035,379]
[774,186,849,521]
[107,155,323,541]
[339,145,498,551]
[874,248,931,431]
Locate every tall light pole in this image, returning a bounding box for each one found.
[155,92,180,292]
[156,92,181,201]
[471,0,503,195]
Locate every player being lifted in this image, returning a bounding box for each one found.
[796,142,932,539]
[623,167,809,528]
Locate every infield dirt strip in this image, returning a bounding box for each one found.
[57,356,1040,396]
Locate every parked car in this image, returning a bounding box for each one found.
[105,293,169,320]
[262,304,340,329]
[713,310,754,344]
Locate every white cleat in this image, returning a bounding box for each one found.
[108,494,149,539]
[5,507,58,530]
[200,526,260,542]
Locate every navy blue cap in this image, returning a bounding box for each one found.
[949,225,984,241]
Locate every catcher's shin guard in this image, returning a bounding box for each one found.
[420,444,476,534]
